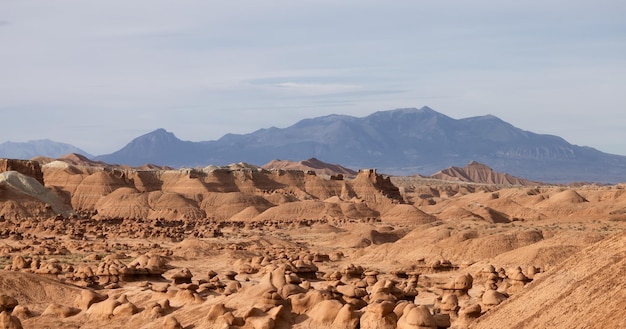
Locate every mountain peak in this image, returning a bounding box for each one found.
[133,129,180,144]
[94,128,197,167]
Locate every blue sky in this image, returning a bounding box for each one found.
[1,0,625,156]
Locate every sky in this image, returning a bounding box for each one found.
[1,0,625,156]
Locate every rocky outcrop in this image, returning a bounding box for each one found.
[0,159,44,185]
[263,158,358,177]
[430,161,539,186]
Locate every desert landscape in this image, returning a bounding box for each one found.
[0,154,624,329]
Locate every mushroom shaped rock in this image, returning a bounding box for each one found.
[10,256,29,271]
[86,298,121,318]
[336,284,368,299]
[397,304,437,329]
[113,302,139,317]
[142,302,164,320]
[437,293,459,314]
[360,301,397,329]
[458,303,482,320]
[242,305,284,329]
[73,265,97,287]
[173,289,204,305]
[41,303,80,318]
[286,273,301,284]
[369,280,399,304]
[293,259,318,279]
[224,270,238,281]
[481,289,508,309]
[306,299,344,325]
[511,267,529,281]
[342,264,364,279]
[243,271,279,299]
[332,303,360,329]
[0,296,18,313]
[454,273,473,291]
[433,313,451,328]
[163,315,183,329]
[171,267,193,284]
[74,290,107,311]
[0,311,22,329]
[224,280,242,296]
[151,282,170,293]
[290,289,333,315]
[207,269,218,279]
[10,305,31,321]
[146,255,169,274]
[128,254,150,268]
[204,315,233,329]
[270,266,288,291]
[364,270,379,286]
[205,303,228,322]
[177,283,199,292]
[280,283,306,299]
[260,290,284,309]
[324,271,343,281]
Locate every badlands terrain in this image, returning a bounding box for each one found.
[0,155,625,329]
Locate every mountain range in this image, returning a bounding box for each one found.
[0,139,93,160]
[2,107,626,183]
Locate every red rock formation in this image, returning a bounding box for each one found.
[430,161,539,186]
[0,159,44,185]
[262,158,357,176]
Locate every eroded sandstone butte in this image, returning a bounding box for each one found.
[0,156,624,329]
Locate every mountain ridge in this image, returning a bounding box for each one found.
[95,107,626,183]
[0,139,93,159]
[2,107,625,183]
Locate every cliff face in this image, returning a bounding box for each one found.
[0,159,45,185]
[34,161,403,221]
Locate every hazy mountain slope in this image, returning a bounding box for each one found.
[94,128,206,166]
[0,139,93,159]
[95,107,626,183]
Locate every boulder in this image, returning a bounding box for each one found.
[171,267,193,284]
[396,304,437,329]
[0,296,18,312]
[360,301,397,329]
[0,311,22,329]
[332,304,360,329]
[74,290,107,311]
[163,315,183,329]
[87,298,121,318]
[41,304,80,318]
[482,289,508,309]
[306,299,343,325]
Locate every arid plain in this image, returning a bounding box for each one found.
[0,155,624,329]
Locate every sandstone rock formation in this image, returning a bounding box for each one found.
[0,156,624,328]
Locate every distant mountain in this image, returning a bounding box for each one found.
[0,139,93,160]
[430,161,539,186]
[93,128,204,166]
[262,158,357,176]
[95,107,626,183]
